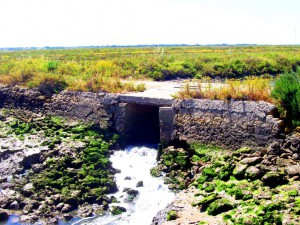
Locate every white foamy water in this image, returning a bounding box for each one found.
[75,146,175,225]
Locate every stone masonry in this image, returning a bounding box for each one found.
[0,85,285,149]
[172,99,284,149]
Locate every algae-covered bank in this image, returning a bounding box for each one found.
[151,143,300,225]
[0,109,119,224]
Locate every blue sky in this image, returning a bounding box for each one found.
[0,0,299,47]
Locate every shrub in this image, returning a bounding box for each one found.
[175,77,273,102]
[271,68,300,125]
[47,61,59,72]
[27,73,67,96]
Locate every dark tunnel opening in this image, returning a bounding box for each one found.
[123,104,160,145]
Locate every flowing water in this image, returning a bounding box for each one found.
[73,146,175,225]
[1,146,174,225]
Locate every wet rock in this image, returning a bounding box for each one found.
[36,203,51,216]
[77,205,93,218]
[8,200,19,210]
[150,167,162,177]
[19,214,39,224]
[136,181,143,187]
[93,203,106,215]
[123,188,139,203]
[22,183,34,196]
[51,194,61,205]
[56,202,64,211]
[45,216,58,225]
[168,184,177,190]
[63,213,73,221]
[152,203,172,225]
[123,188,139,196]
[110,196,119,203]
[0,210,9,222]
[0,189,15,208]
[23,203,33,214]
[61,204,72,213]
[110,206,126,215]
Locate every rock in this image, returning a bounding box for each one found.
[123,188,139,196]
[240,157,263,165]
[150,167,162,177]
[152,203,172,225]
[45,217,59,225]
[286,164,300,176]
[193,193,219,208]
[77,205,93,218]
[0,210,9,222]
[110,206,126,215]
[23,203,33,214]
[261,171,287,187]
[245,166,262,180]
[124,176,131,180]
[31,164,43,173]
[110,196,119,203]
[63,213,73,221]
[0,189,15,208]
[136,181,144,187]
[56,202,64,211]
[36,203,51,216]
[92,204,106,215]
[61,204,72,213]
[8,200,19,210]
[207,198,234,216]
[166,210,178,221]
[233,163,248,177]
[267,142,281,155]
[123,188,139,203]
[22,183,34,196]
[0,177,7,183]
[19,214,39,224]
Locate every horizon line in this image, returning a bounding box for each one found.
[1,43,300,51]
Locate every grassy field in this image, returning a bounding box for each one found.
[1,45,300,94]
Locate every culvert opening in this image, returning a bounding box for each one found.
[123,104,160,145]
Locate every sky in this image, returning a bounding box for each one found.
[0,0,299,47]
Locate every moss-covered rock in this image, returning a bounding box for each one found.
[166,210,178,221]
[207,198,235,216]
[4,114,119,220]
[262,171,287,187]
[110,206,126,215]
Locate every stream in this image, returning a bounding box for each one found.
[1,146,174,225]
[71,146,175,225]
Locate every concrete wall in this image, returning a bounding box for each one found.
[172,99,284,149]
[0,85,284,149]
